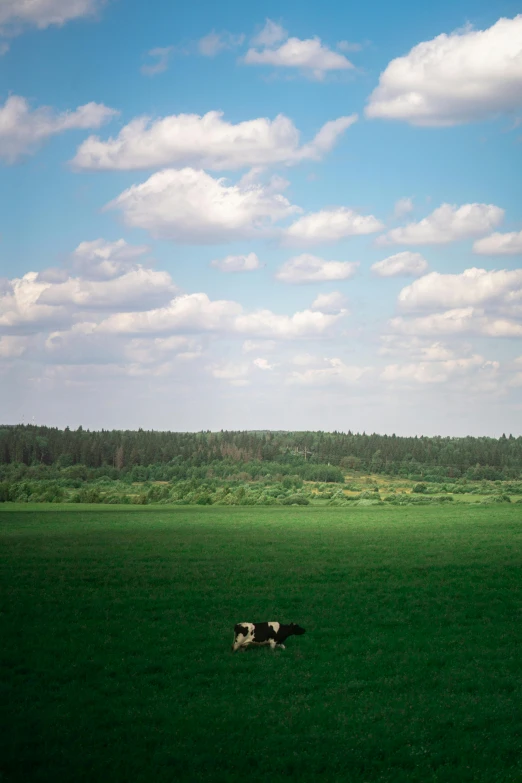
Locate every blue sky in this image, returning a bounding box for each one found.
[1,0,522,435]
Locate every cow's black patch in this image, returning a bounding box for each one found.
[234,623,250,637]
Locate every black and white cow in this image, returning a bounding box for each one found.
[232,622,306,652]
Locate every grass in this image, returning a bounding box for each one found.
[1,504,521,782]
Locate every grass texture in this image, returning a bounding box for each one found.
[1,504,521,782]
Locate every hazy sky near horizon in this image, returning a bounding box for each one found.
[1,0,522,435]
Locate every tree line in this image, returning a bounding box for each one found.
[1,425,521,480]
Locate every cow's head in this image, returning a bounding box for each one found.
[290,623,306,635]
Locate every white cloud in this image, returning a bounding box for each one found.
[284,207,383,246]
[99,293,241,335]
[251,19,287,48]
[253,357,275,370]
[389,267,522,338]
[473,230,522,255]
[106,167,300,243]
[97,291,344,340]
[71,239,150,280]
[198,30,245,57]
[210,252,262,272]
[0,273,70,333]
[0,42,9,55]
[381,354,500,388]
[234,308,344,339]
[398,268,522,311]
[244,25,354,79]
[390,309,522,337]
[71,110,356,171]
[311,291,348,313]
[379,336,462,361]
[394,197,414,218]
[276,254,358,284]
[141,46,173,76]
[371,251,428,277]
[0,259,176,336]
[378,203,504,245]
[366,16,522,126]
[0,0,100,32]
[37,268,176,311]
[288,357,368,386]
[0,95,118,164]
[124,335,202,364]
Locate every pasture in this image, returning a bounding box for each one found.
[1,504,521,782]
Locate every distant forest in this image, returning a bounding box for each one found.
[1,425,521,480]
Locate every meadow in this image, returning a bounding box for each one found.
[1,504,521,782]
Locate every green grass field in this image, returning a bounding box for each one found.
[1,505,521,782]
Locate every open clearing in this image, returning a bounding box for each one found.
[1,505,521,782]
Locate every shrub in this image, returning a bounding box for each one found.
[281,494,310,506]
[412,483,427,494]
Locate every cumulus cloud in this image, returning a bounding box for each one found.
[0,273,70,333]
[124,335,203,364]
[0,257,176,335]
[0,0,101,32]
[0,95,118,164]
[210,252,261,272]
[70,110,357,171]
[381,354,500,388]
[38,268,176,311]
[377,203,504,246]
[366,16,522,126]
[288,357,369,386]
[311,291,348,313]
[397,268,522,311]
[98,292,344,340]
[276,254,358,283]
[141,46,173,76]
[394,197,414,218]
[98,293,241,335]
[284,207,383,246]
[253,357,275,370]
[71,238,150,280]
[390,309,522,338]
[473,230,522,255]
[379,336,463,361]
[198,30,245,56]
[105,167,300,243]
[244,19,354,79]
[388,267,522,339]
[235,308,343,339]
[371,251,428,277]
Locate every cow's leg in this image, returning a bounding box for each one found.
[278,644,286,649]
[269,639,277,650]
